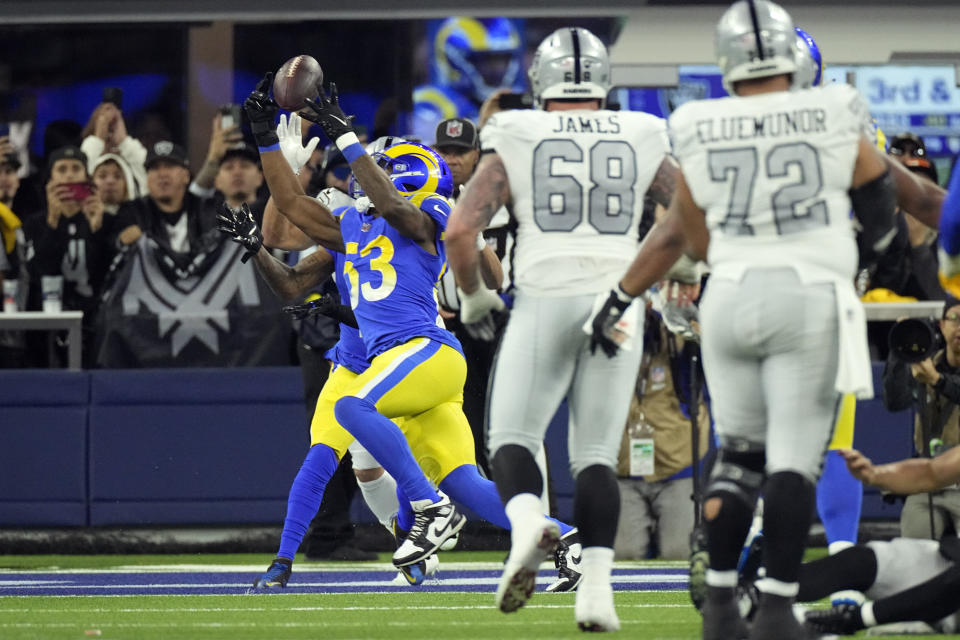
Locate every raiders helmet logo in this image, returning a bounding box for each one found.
[446,120,464,138]
[154,141,174,156]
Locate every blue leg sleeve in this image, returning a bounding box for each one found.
[816,450,863,546]
[277,444,339,561]
[396,485,415,532]
[335,396,440,504]
[438,464,574,535]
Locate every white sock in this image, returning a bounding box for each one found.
[861,601,877,627]
[580,546,614,585]
[504,493,544,525]
[705,570,738,588]
[756,577,799,598]
[357,472,399,529]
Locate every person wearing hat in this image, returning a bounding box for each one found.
[114,139,217,256]
[21,145,128,365]
[434,117,480,195]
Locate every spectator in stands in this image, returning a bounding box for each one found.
[81,103,148,198]
[90,153,142,248]
[614,259,710,560]
[23,146,135,365]
[0,147,28,367]
[188,114,267,220]
[213,145,265,213]
[0,139,20,211]
[114,141,217,258]
[882,297,960,539]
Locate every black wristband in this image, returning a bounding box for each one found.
[251,121,278,147]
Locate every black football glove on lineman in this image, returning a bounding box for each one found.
[301,82,355,142]
[590,286,635,358]
[283,295,359,329]
[216,202,263,263]
[244,73,280,147]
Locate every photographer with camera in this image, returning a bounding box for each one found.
[883,298,960,538]
[613,256,709,561]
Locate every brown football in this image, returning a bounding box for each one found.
[272,55,323,111]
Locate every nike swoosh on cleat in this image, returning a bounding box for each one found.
[570,554,582,565]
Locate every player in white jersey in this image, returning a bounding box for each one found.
[590,2,899,638]
[445,27,676,631]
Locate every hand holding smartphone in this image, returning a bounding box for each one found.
[60,182,95,201]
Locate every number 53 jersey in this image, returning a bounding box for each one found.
[336,195,462,359]
[480,109,669,297]
[669,83,868,284]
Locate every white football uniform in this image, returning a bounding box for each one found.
[669,83,872,478]
[481,108,670,475]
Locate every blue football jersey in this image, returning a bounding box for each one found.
[338,193,462,358]
[322,208,373,375]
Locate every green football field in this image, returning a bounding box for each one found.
[0,553,949,639]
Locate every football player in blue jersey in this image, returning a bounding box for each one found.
[241,74,583,577]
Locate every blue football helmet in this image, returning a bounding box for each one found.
[348,136,408,199]
[433,17,524,104]
[794,27,823,89]
[375,142,454,199]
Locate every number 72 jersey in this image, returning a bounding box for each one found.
[480,109,670,297]
[668,83,868,282]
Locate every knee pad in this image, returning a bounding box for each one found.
[705,445,766,510]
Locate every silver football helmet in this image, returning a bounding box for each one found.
[715,0,801,95]
[529,27,611,109]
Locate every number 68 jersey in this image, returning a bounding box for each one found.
[669,83,869,284]
[480,109,669,297]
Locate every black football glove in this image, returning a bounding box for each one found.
[216,202,263,263]
[283,295,358,329]
[590,288,634,358]
[301,82,355,142]
[804,603,866,635]
[243,73,280,147]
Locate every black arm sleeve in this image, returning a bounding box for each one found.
[851,169,898,266]
[872,562,960,627]
[882,352,916,412]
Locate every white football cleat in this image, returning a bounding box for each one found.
[494,516,561,613]
[392,492,465,567]
[575,579,621,632]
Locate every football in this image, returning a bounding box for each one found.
[272,55,323,111]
